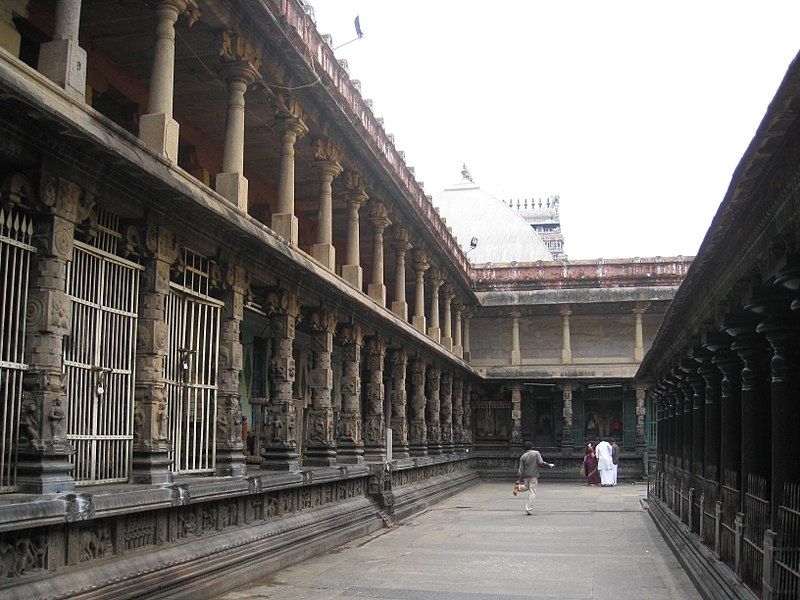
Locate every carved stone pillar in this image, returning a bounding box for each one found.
[427,268,443,343]
[130,222,179,485]
[261,288,300,471]
[272,116,308,246]
[676,372,694,473]
[634,302,648,362]
[440,372,453,454]
[452,377,465,453]
[215,262,247,477]
[635,383,647,449]
[367,201,391,306]
[686,365,706,474]
[311,139,342,270]
[511,311,521,365]
[391,228,411,320]
[408,358,428,457]
[561,305,572,364]
[389,348,410,459]
[412,249,429,333]
[18,173,90,493]
[337,324,364,464]
[215,31,262,211]
[711,344,742,481]
[37,0,87,101]
[139,1,200,160]
[463,381,473,448]
[425,365,442,455]
[363,337,387,462]
[453,300,464,358]
[341,173,367,290]
[561,382,574,450]
[441,285,454,351]
[511,382,522,453]
[304,308,338,466]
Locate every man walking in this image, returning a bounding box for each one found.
[611,438,620,486]
[513,441,555,515]
[595,438,614,486]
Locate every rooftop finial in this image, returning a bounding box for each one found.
[461,163,473,183]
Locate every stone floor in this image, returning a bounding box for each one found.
[212,480,702,599]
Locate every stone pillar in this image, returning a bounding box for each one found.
[511,311,521,365]
[337,324,364,464]
[463,381,473,448]
[341,173,367,290]
[511,382,523,453]
[427,268,443,343]
[561,382,574,450]
[408,358,428,457]
[635,383,647,448]
[215,31,261,211]
[727,316,770,489]
[757,308,798,529]
[411,249,429,333]
[440,372,454,454]
[441,285,454,351]
[363,336,387,462]
[561,305,572,363]
[697,347,722,479]
[425,365,442,455]
[130,222,179,485]
[272,117,308,246]
[687,367,706,474]
[261,288,300,471]
[634,302,648,362]
[215,262,247,477]
[713,347,742,483]
[37,0,87,101]
[18,173,91,493]
[463,308,473,362]
[367,201,391,306]
[304,308,338,466]
[389,349,410,459]
[0,2,25,56]
[677,374,693,472]
[139,1,200,161]
[452,378,465,453]
[391,228,411,320]
[311,138,342,270]
[453,300,464,358]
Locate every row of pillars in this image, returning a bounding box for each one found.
[26,1,471,359]
[649,266,800,533]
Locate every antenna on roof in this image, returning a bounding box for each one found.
[334,16,365,50]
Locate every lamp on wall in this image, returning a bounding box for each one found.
[466,237,478,253]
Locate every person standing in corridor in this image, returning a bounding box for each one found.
[513,441,555,515]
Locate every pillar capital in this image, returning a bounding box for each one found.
[344,171,369,203]
[369,200,391,229]
[393,226,411,250]
[218,30,262,77]
[307,307,338,335]
[312,137,342,163]
[153,0,200,24]
[276,115,309,140]
[412,248,429,272]
[427,267,443,289]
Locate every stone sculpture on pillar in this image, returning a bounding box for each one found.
[337,323,365,463]
[305,307,338,466]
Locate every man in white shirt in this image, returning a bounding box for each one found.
[595,438,614,487]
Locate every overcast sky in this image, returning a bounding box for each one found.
[308,1,800,260]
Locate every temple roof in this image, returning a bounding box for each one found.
[432,166,553,264]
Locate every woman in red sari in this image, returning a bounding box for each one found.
[583,449,600,486]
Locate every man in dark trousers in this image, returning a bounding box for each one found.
[513,441,555,515]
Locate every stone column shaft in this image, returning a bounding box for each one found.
[440,372,454,454]
[427,269,442,343]
[425,365,442,455]
[561,383,574,450]
[511,312,521,365]
[337,324,364,463]
[561,305,572,363]
[273,118,308,246]
[311,155,342,270]
[367,202,390,305]
[634,305,646,362]
[389,349,410,459]
[511,382,522,452]
[452,378,465,453]
[453,302,464,358]
[409,359,428,457]
[391,228,411,320]
[363,337,387,462]
[37,0,87,101]
[412,249,429,333]
[304,308,338,466]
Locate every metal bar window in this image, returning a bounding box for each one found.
[0,205,34,492]
[65,241,141,485]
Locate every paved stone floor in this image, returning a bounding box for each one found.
[213,481,702,599]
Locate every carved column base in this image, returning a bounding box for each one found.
[139,112,180,161]
[427,326,441,343]
[215,444,247,477]
[38,39,87,101]
[453,344,463,359]
[215,172,249,211]
[390,423,410,459]
[409,420,428,457]
[15,453,75,494]
[341,264,363,290]
[131,447,173,485]
[441,336,453,351]
[368,283,386,306]
[561,427,574,450]
[312,243,336,270]
[260,446,300,472]
[271,212,298,246]
[412,315,426,333]
[391,301,408,321]
[303,444,337,467]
